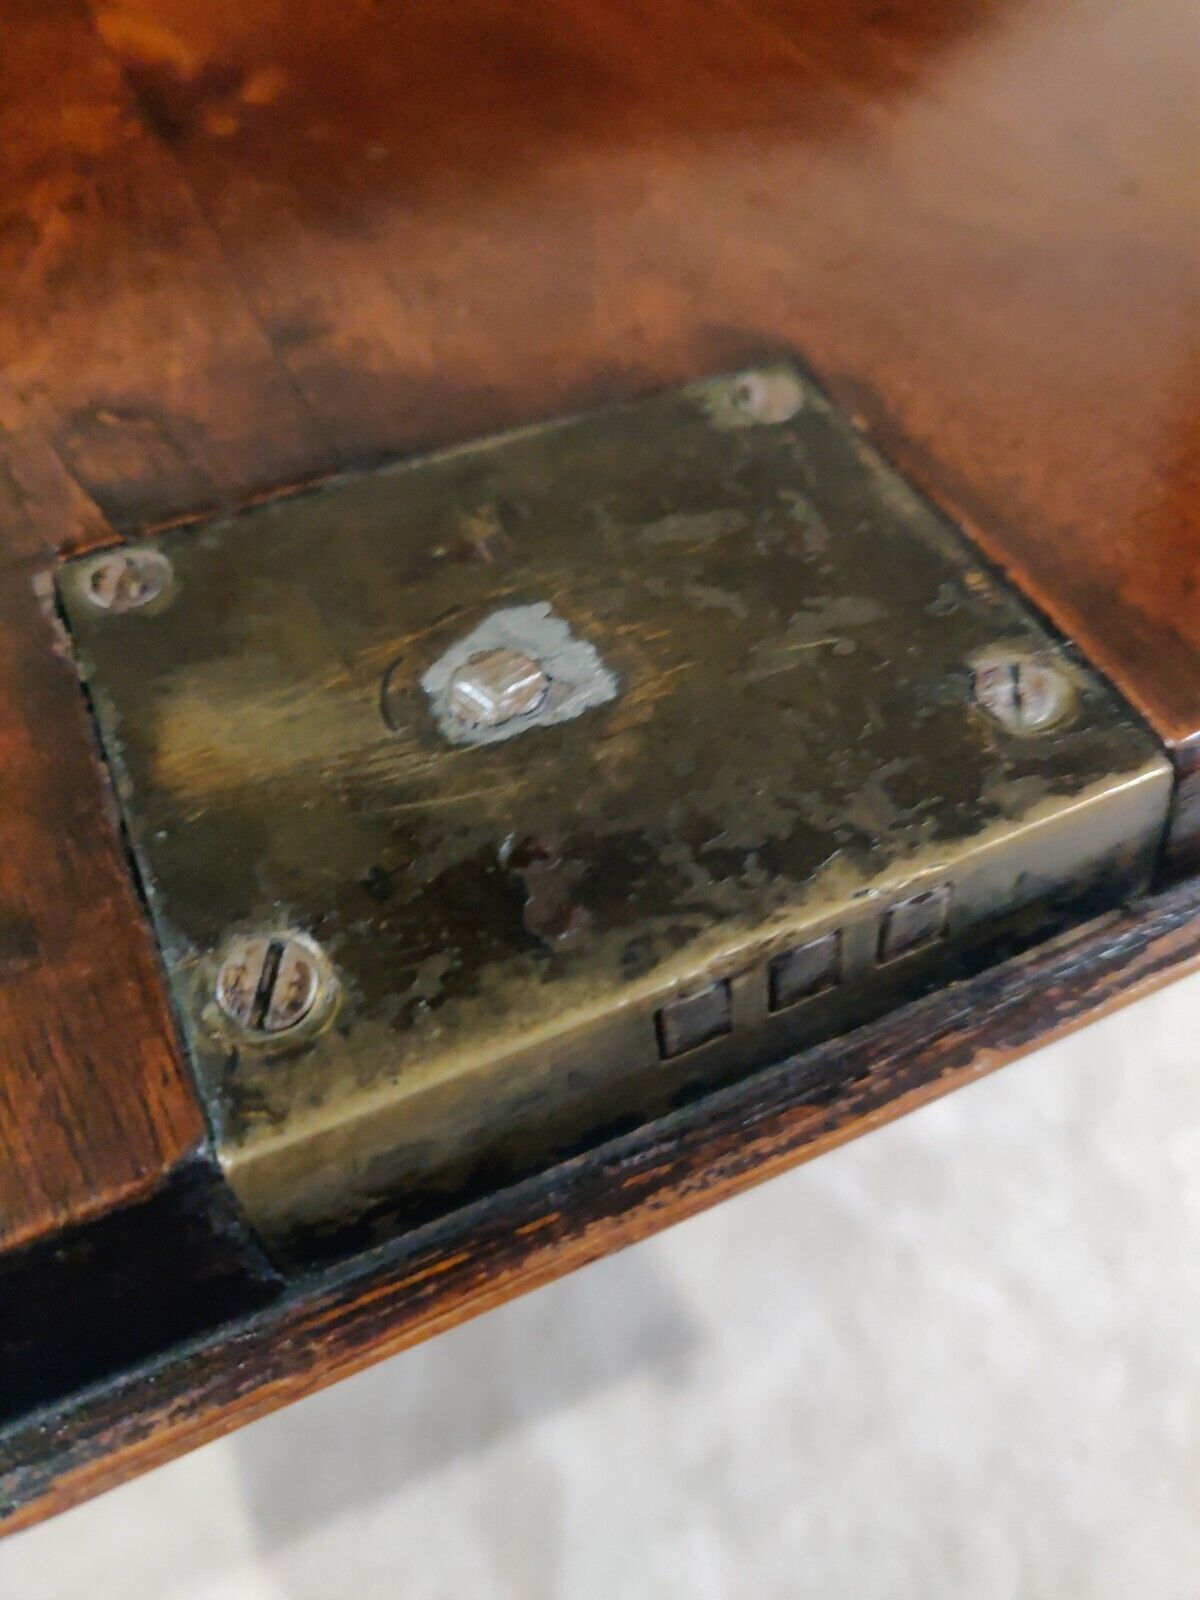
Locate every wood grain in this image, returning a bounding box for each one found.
[0,561,207,1252]
[0,0,1195,1521]
[0,0,329,529]
[15,0,1198,774]
[2,875,1197,1534]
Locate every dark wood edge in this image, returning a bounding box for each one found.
[1164,744,1200,881]
[3,876,1197,1535]
[0,1159,281,1424]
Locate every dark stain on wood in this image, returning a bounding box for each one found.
[0,1159,281,1425]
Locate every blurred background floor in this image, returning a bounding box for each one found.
[2,971,1197,1600]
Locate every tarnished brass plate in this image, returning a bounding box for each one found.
[58,365,1171,1262]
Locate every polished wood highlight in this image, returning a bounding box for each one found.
[1,0,1195,760]
[3,875,1198,1533]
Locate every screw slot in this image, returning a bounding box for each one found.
[971,647,1073,733]
[215,934,326,1035]
[82,548,173,613]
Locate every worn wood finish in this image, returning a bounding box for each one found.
[0,0,1196,1526]
[0,5,228,1257]
[3,876,1198,1533]
[1,0,1194,764]
[0,561,207,1252]
[0,1159,279,1424]
[0,0,326,534]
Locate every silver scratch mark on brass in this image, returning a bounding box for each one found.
[421,603,619,747]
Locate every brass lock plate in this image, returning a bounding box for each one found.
[57,365,1171,1262]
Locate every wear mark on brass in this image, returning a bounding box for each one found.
[419,602,618,746]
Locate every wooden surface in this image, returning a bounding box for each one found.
[0,0,1196,1524]
[0,0,1196,759]
[0,559,206,1252]
[3,874,1198,1534]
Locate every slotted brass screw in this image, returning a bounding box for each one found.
[215,935,324,1035]
[972,649,1072,733]
[83,548,172,613]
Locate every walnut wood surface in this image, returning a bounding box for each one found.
[0,558,206,1251]
[0,0,1196,1521]
[2,0,1196,758]
[3,876,1197,1534]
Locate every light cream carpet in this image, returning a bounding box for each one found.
[3,971,1197,1600]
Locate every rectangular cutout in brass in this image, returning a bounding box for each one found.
[769,932,842,1011]
[879,886,952,964]
[656,981,734,1060]
[57,363,1171,1263]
